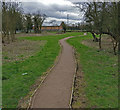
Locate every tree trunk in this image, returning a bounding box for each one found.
[7,34,10,44]
[2,39,5,43]
[113,42,117,55]
[118,38,120,55]
[6,30,10,44]
[91,32,98,42]
[112,39,118,55]
[2,33,6,44]
[15,30,16,34]
[40,25,42,33]
[40,29,41,33]
[99,34,102,49]
[12,34,15,42]
[26,29,28,33]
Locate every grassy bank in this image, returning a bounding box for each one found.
[67,33,118,108]
[2,32,81,108]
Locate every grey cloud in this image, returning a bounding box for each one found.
[22,1,83,25]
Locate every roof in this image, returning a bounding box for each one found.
[42,26,60,27]
[42,22,62,27]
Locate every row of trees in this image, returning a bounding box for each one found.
[24,12,46,33]
[78,2,120,55]
[2,2,22,43]
[2,2,46,44]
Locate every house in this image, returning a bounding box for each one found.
[41,22,63,31]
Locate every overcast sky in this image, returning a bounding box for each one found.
[22,0,84,26]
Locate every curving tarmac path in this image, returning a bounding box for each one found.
[31,36,76,108]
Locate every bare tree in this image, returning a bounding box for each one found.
[61,21,67,33]
[33,11,46,33]
[49,20,58,26]
[25,13,33,33]
[2,2,22,43]
[78,2,119,54]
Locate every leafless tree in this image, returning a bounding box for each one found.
[33,11,46,33]
[2,2,22,43]
[77,2,119,54]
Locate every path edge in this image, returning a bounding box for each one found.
[68,35,85,108]
[69,47,78,108]
[28,40,63,109]
[18,36,78,109]
[66,39,78,109]
[16,40,63,110]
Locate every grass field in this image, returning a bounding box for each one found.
[2,32,81,108]
[2,40,46,64]
[67,33,118,108]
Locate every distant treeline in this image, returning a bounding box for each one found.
[2,2,46,44]
[2,2,120,55]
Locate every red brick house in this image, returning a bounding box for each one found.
[41,22,63,31]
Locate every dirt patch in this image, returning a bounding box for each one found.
[15,32,58,38]
[72,52,88,108]
[2,39,46,64]
[82,34,117,53]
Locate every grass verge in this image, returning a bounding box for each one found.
[67,33,118,108]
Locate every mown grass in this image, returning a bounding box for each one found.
[67,33,118,108]
[2,32,81,108]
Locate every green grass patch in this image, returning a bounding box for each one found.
[67,32,118,108]
[2,32,81,108]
